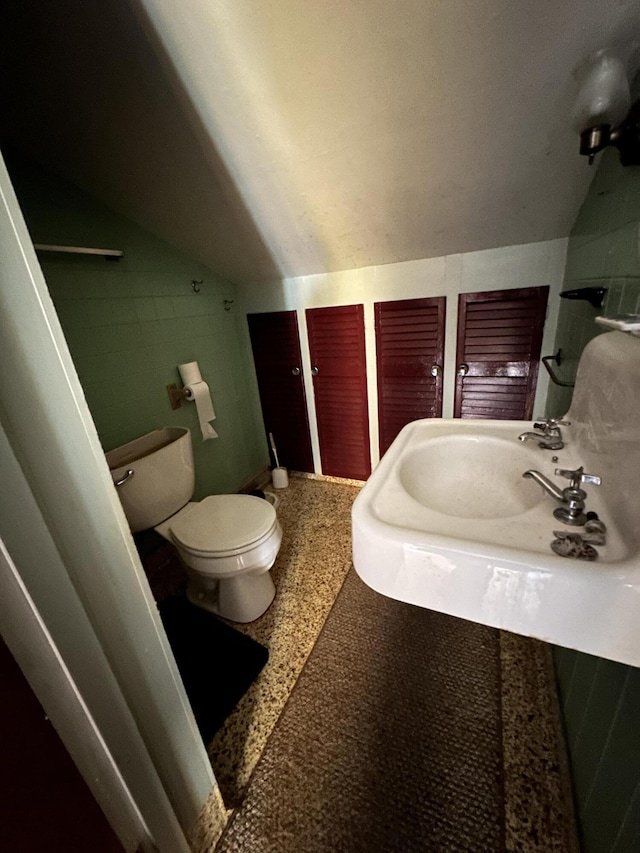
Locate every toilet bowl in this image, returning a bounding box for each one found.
[106,427,281,622]
[155,495,282,622]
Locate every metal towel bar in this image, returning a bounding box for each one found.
[541,349,575,388]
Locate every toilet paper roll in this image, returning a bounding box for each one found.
[184,381,219,441]
[179,361,203,386]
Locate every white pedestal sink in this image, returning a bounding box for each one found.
[352,331,640,667]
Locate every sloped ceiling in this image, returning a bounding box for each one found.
[3,0,640,284]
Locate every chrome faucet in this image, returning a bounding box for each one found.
[518,418,569,450]
[522,466,601,526]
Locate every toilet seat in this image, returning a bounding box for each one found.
[109,423,281,621]
[170,494,278,556]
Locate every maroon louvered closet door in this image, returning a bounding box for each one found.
[454,286,549,420]
[247,311,314,473]
[306,305,371,480]
[375,297,446,456]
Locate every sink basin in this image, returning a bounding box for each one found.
[361,419,607,557]
[399,434,542,519]
[352,365,640,669]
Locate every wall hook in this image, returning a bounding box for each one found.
[191,279,203,293]
[223,299,234,311]
[559,287,606,309]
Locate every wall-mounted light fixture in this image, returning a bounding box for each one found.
[573,50,640,166]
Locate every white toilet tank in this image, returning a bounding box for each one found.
[106,427,195,532]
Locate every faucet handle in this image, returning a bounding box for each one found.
[554,466,601,488]
[534,417,570,432]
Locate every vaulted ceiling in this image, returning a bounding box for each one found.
[3,1,640,284]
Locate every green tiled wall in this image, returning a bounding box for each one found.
[548,149,640,853]
[10,157,268,498]
[546,149,640,416]
[554,649,640,852]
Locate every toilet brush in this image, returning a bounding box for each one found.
[269,432,289,489]
[269,432,280,468]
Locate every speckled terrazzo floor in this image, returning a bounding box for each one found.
[186,476,577,853]
[500,632,579,853]
[206,475,362,807]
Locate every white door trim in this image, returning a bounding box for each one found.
[0,536,154,852]
[0,149,215,849]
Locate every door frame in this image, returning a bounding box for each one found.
[0,534,153,852]
[0,152,216,851]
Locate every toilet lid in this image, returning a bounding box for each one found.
[170,494,277,554]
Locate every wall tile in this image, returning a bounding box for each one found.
[605,224,640,278]
[563,653,598,748]
[622,170,640,222]
[604,281,624,315]
[133,297,158,323]
[108,298,134,326]
[153,296,175,320]
[550,149,640,853]
[564,236,608,281]
[611,781,640,853]
[620,278,640,313]
[12,158,267,497]
[554,651,638,853]
[171,294,203,318]
[82,382,116,415]
[555,647,577,701]
[55,299,88,330]
[574,660,628,794]
[581,669,640,853]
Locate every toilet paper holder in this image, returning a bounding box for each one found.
[167,383,190,410]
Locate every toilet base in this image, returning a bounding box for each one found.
[187,571,276,623]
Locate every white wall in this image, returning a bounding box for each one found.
[240,238,568,472]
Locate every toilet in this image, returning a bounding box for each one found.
[106,427,281,622]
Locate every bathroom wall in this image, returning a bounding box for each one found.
[8,156,267,498]
[546,148,640,415]
[554,649,640,852]
[547,149,640,853]
[240,239,568,472]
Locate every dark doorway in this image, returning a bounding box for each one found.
[0,637,125,853]
[247,310,314,472]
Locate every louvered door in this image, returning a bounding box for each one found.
[375,297,446,456]
[454,287,549,419]
[247,311,314,472]
[306,305,371,480]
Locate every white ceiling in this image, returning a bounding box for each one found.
[4,1,640,284]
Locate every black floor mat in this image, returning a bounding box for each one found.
[159,595,269,745]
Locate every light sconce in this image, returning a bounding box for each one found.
[573,50,640,166]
